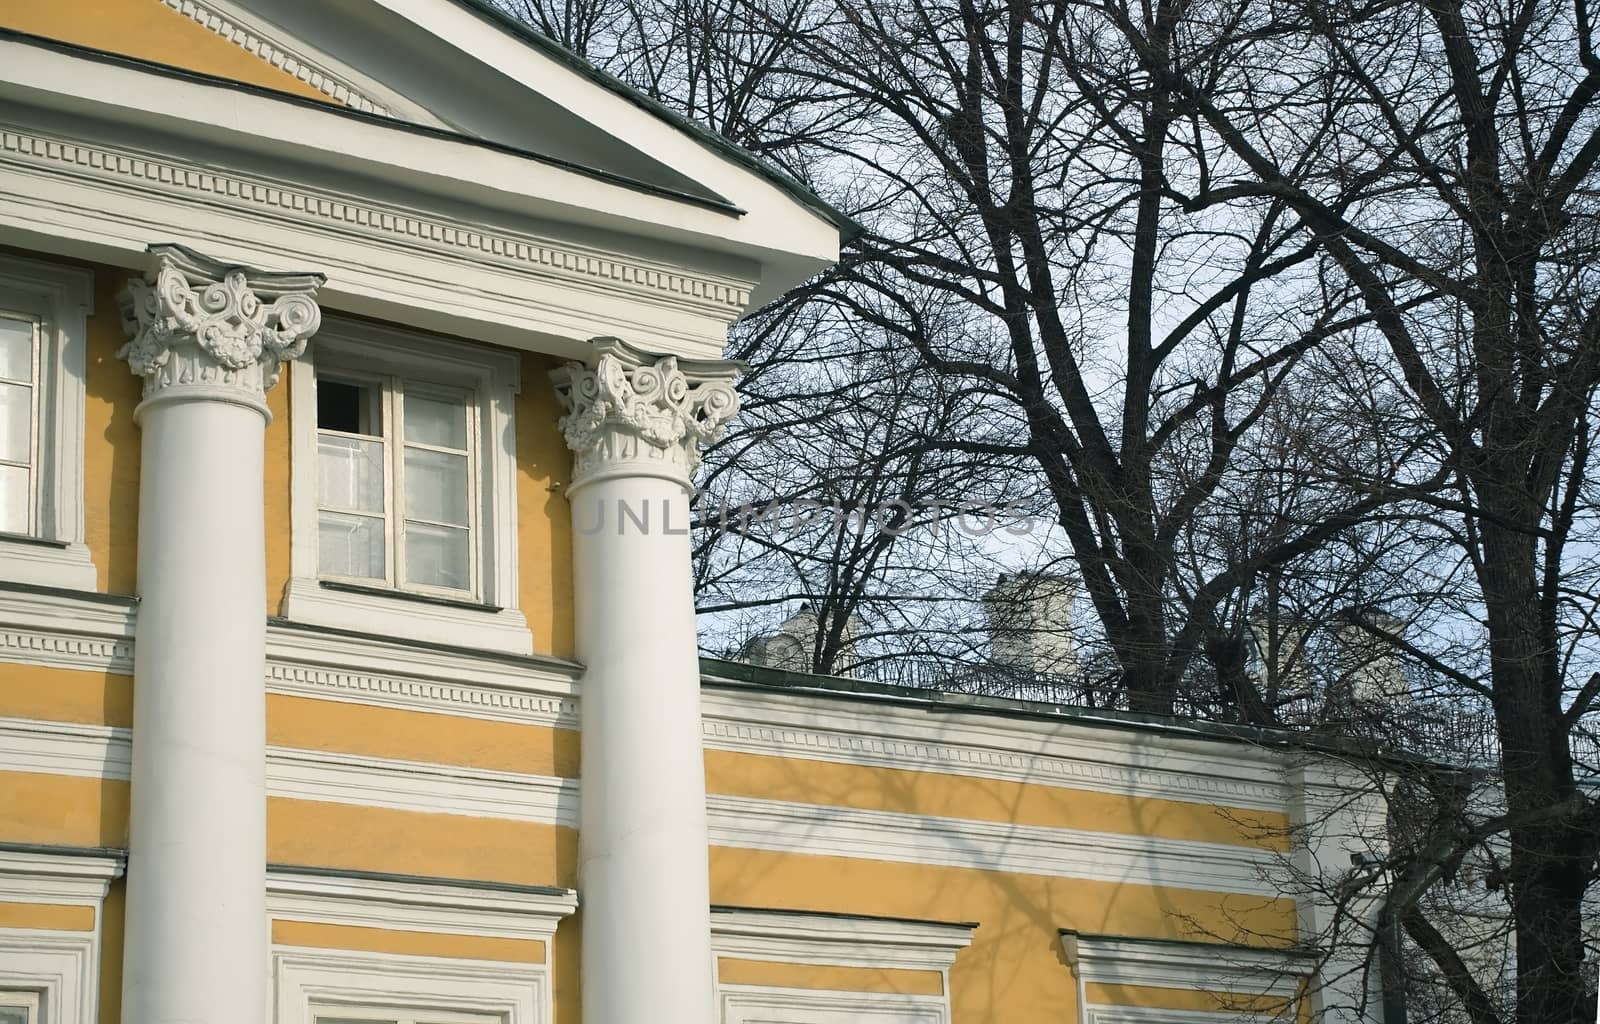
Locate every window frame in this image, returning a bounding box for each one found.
[287,317,529,654]
[272,948,544,1024]
[0,255,95,591]
[310,1003,505,1024]
[314,369,482,600]
[0,990,42,1024]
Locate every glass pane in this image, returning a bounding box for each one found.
[0,316,34,383]
[0,1006,30,1024]
[318,510,386,581]
[0,463,29,534]
[319,434,384,514]
[403,391,467,449]
[318,378,380,436]
[404,521,470,591]
[403,447,469,526]
[0,382,31,464]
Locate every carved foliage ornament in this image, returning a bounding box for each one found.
[553,343,739,484]
[118,244,324,407]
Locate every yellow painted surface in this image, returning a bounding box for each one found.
[705,749,1287,850]
[1084,981,1290,1015]
[0,0,332,101]
[83,263,142,596]
[711,847,1297,1024]
[718,958,943,996]
[272,920,546,963]
[0,664,133,728]
[100,880,125,1024]
[517,355,574,658]
[554,912,581,1024]
[0,771,128,847]
[265,379,291,614]
[268,798,578,888]
[267,694,579,777]
[0,900,96,931]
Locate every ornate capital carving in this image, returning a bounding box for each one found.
[551,338,740,490]
[118,243,324,418]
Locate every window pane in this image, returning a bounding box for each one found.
[0,463,28,533]
[319,435,385,514]
[0,317,33,383]
[0,381,31,464]
[0,1006,30,1024]
[318,511,386,580]
[404,521,470,591]
[318,378,381,436]
[403,447,469,526]
[403,391,467,449]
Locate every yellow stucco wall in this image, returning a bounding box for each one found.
[0,0,333,102]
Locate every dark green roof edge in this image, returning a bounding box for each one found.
[700,656,1454,770]
[450,0,865,242]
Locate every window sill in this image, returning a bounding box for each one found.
[0,537,97,591]
[282,577,532,656]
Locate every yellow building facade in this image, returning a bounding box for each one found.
[0,3,1381,1024]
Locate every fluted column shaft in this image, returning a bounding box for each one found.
[117,244,322,1024]
[552,340,739,1024]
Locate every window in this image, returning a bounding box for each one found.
[0,992,41,1024]
[0,255,94,591]
[316,375,479,597]
[287,318,529,653]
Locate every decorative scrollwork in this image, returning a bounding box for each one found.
[118,244,324,411]
[552,339,741,487]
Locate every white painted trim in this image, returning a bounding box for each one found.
[0,932,97,1024]
[1065,933,1309,1002]
[0,847,123,907]
[271,947,547,1024]
[0,716,1283,897]
[286,317,530,653]
[1085,1008,1263,1024]
[0,253,96,591]
[266,868,575,943]
[711,908,973,973]
[719,986,946,1024]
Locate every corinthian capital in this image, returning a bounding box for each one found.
[118,244,324,418]
[551,338,740,490]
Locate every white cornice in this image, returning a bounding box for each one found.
[710,908,974,973]
[0,845,124,906]
[1064,932,1310,1000]
[266,867,576,941]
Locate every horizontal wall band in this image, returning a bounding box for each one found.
[0,717,1285,897]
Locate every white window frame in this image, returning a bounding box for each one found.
[720,989,944,1024]
[310,1001,505,1024]
[272,948,543,1024]
[287,317,530,654]
[0,254,95,591]
[0,989,42,1024]
[0,847,123,1024]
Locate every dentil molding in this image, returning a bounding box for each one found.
[117,243,323,416]
[552,337,739,489]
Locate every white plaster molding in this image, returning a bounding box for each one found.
[271,947,548,1024]
[1064,933,1310,1001]
[118,243,323,418]
[0,931,98,1024]
[1085,1009,1262,1024]
[284,317,531,654]
[0,716,1284,897]
[0,253,97,591]
[551,337,739,489]
[155,0,392,115]
[266,868,575,943]
[711,908,974,973]
[720,986,946,1024]
[0,846,123,908]
[0,122,752,326]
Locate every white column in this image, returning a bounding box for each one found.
[117,244,322,1024]
[552,340,739,1024]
